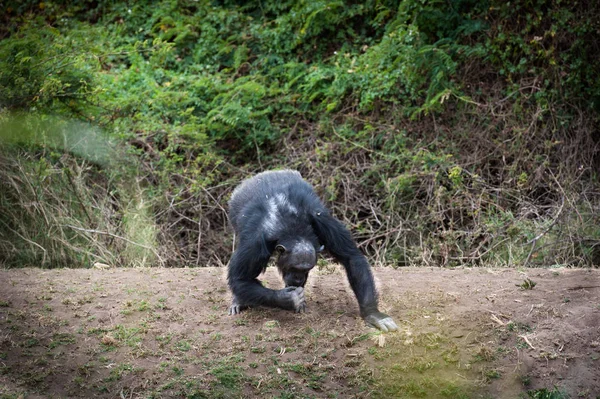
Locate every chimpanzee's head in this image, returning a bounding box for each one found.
[275,238,323,288]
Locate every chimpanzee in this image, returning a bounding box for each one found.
[227,169,398,332]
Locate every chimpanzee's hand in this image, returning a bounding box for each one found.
[229,303,244,315]
[276,286,306,313]
[363,311,398,332]
[229,296,249,315]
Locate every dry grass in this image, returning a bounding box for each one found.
[1,92,600,270]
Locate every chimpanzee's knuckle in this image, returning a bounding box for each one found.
[383,317,398,330]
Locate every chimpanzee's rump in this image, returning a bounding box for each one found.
[228,169,318,236]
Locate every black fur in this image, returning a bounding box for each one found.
[227,170,397,331]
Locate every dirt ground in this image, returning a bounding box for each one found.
[0,266,599,398]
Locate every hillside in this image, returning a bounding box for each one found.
[1,1,600,270]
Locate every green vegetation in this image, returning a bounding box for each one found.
[523,387,569,399]
[0,0,599,268]
[518,278,537,290]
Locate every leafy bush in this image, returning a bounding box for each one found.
[0,18,99,109]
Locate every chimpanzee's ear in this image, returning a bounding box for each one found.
[275,244,286,254]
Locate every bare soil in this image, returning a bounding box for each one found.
[0,266,599,398]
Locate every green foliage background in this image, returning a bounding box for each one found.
[1,0,599,268]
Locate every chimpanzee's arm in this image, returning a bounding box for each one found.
[311,211,398,332]
[227,233,305,314]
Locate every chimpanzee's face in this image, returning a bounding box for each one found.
[276,239,319,288]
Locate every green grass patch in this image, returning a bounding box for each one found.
[22,338,39,348]
[49,332,76,349]
[112,324,144,347]
[174,339,191,352]
[523,387,568,399]
[210,364,244,390]
[104,363,140,382]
